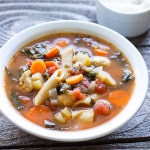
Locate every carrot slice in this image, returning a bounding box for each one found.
[45,61,59,69]
[30,59,46,74]
[95,48,108,56]
[45,46,60,58]
[56,40,68,47]
[108,90,129,107]
[66,74,83,85]
[26,105,52,126]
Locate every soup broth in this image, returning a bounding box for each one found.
[5,33,135,131]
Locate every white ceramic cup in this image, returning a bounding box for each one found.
[96,0,150,37]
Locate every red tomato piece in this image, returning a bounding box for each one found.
[73,88,86,100]
[48,66,57,75]
[94,100,111,115]
[95,81,107,94]
[69,69,81,75]
[82,78,90,88]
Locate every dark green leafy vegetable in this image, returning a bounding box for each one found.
[57,83,72,94]
[85,71,97,81]
[19,65,29,77]
[109,51,135,84]
[109,51,121,59]
[10,89,24,110]
[5,67,20,83]
[44,120,56,129]
[21,43,47,59]
[122,68,135,82]
[53,57,61,64]
[44,120,67,130]
[109,51,126,65]
[81,66,97,81]
[43,72,50,80]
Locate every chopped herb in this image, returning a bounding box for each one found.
[10,89,24,110]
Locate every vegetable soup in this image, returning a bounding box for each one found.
[4,33,135,131]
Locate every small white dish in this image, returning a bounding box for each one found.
[96,0,150,37]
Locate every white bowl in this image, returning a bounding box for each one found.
[0,20,148,142]
[96,0,150,37]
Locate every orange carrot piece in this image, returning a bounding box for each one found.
[45,61,59,69]
[45,46,60,58]
[108,90,129,107]
[30,59,46,74]
[26,105,52,126]
[95,48,108,56]
[56,40,68,47]
[66,74,83,85]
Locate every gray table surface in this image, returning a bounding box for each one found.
[0,0,150,149]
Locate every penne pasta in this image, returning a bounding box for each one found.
[61,48,73,79]
[34,69,64,106]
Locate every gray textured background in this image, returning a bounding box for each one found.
[0,0,150,149]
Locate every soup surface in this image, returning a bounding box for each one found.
[5,33,135,131]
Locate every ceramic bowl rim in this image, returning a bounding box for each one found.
[0,20,148,142]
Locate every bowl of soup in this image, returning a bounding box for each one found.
[0,20,148,142]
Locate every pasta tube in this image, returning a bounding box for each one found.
[61,48,73,79]
[34,69,64,106]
